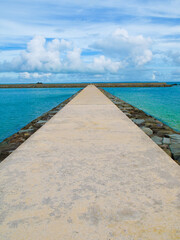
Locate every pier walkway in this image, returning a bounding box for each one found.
[0,85,180,239]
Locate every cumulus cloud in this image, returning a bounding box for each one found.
[0,29,153,77]
[0,35,124,75]
[17,36,67,72]
[133,49,152,66]
[91,28,153,66]
[66,48,82,71]
[0,36,74,73]
[89,55,124,73]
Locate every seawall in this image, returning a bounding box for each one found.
[0,85,180,239]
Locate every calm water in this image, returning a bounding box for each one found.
[0,86,180,143]
[104,86,180,132]
[0,88,81,142]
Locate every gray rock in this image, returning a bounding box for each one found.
[19,129,34,133]
[141,127,153,136]
[124,106,133,110]
[132,119,145,125]
[145,118,156,123]
[123,111,131,116]
[151,136,162,145]
[113,101,121,104]
[168,134,180,144]
[162,137,171,145]
[125,113,131,117]
[169,144,180,160]
[36,120,47,125]
[56,107,63,110]
[157,130,173,137]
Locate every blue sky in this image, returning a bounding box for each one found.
[0,0,180,83]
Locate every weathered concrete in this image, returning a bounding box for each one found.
[0,85,180,240]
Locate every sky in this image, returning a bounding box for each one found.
[0,0,180,83]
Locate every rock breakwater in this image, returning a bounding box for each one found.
[0,89,82,162]
[100,88,180,165]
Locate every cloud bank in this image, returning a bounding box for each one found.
[0,28,154,78]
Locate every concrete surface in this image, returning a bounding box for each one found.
[0,85,180,240]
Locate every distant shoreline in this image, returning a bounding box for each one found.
[0,82,173,88]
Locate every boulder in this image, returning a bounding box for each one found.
[24,133,31,137]
[151,136,162,145]
[141,127,153,136]
[163,137,171,145]
[132,119,145,125]
[168,134,180,144]
[124,106,133,110]
[19,129,34,133]
[145,118,157,123]
[144,122,157,128]
[113,101,122,104]
[124,112,131,117]
[156,129,173,137]
[169,143,180,160]
[36,120,47,125]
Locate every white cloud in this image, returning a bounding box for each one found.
[91,28,153,66]
[47,38,71,51]
[89,55,124,73]
[0,35,125,74]
[19,72,52,79]
[19,36,63,72]
[19,72,30,79]
[152,72,156,80]
[113,28,151,47]
[66,48,82,71]
[0,36,72,73]
[134,49,153,66]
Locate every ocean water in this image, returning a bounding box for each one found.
[0,86,180,143]
[0,88,81,142]
[104,85,180,132]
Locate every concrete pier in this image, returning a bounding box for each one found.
[0,85,180,239]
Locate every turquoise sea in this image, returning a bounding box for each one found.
[0,88,81,142]
[104,85,180,132]
[0,85,180,143]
